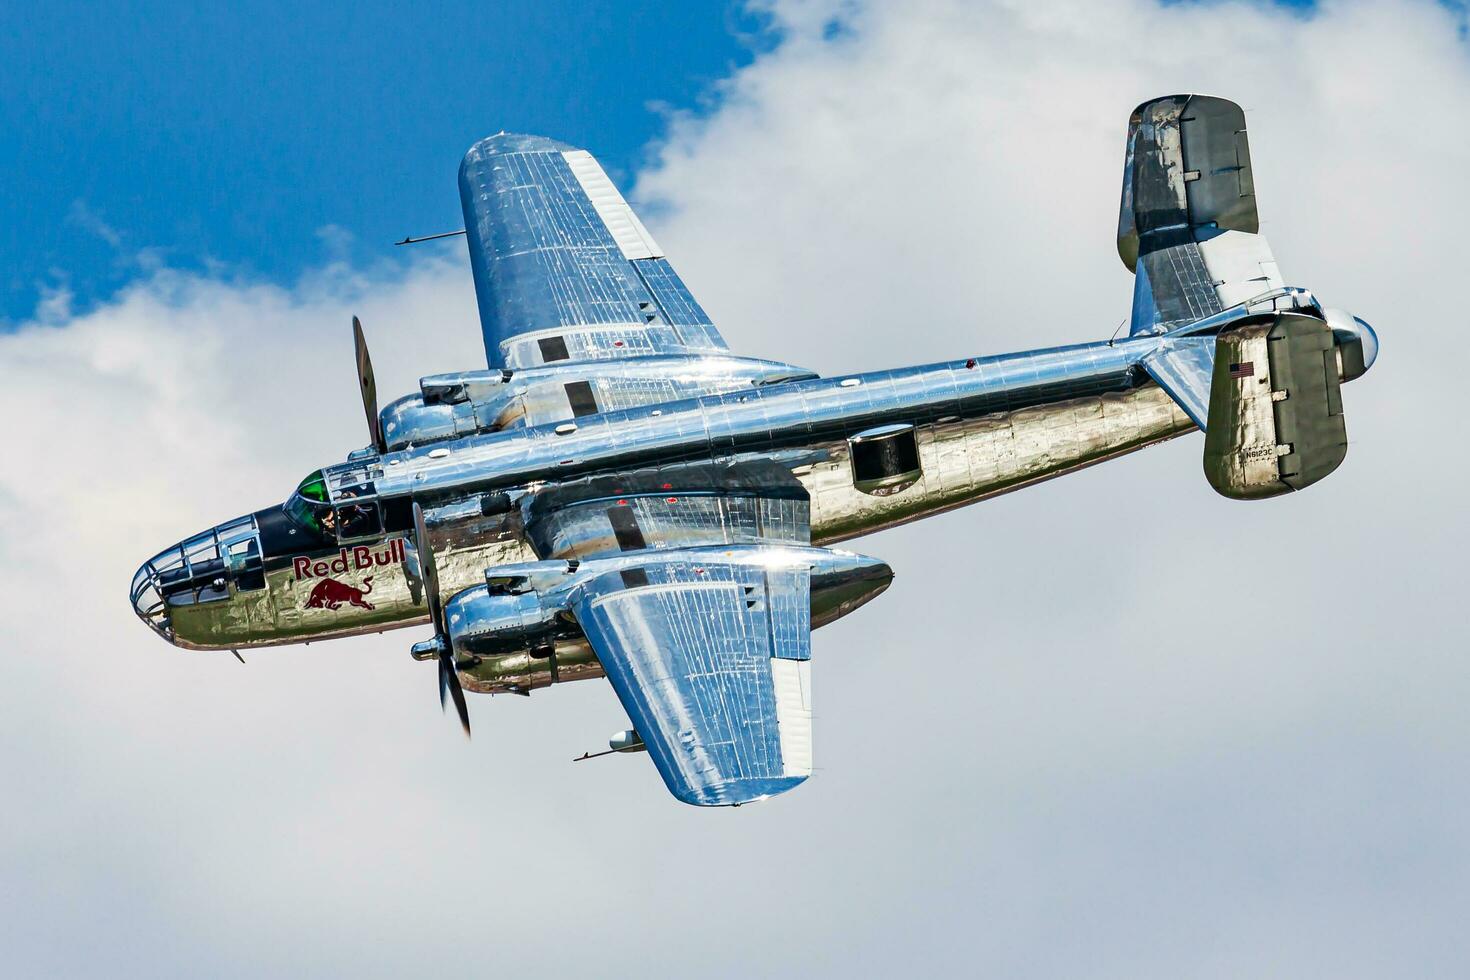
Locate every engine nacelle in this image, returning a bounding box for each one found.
[443,547,894,695]
[446,589,556,655]
[379,356,819,452]
[441,561,603,695]
[379,390,508,452]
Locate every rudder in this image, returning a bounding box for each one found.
[1118,95,1283,335]
[1202,314,1348,499]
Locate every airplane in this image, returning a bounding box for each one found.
[131,95,1378,807]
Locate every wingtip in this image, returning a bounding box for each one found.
[461,132,580,165]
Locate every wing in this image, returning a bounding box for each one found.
[529,461,821,806]
[570,556,814,807]
[1118,95,1287,335]
[459,134,728,369]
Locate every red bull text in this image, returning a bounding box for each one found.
[292,538,406,581]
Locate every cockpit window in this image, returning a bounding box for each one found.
[297,471,328,502]
[284,470,333,535]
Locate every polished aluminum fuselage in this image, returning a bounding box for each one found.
[150,333,1192,657]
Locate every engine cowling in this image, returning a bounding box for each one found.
[439,563,602,695]
[446,589,555,655]
[379,392,503,452]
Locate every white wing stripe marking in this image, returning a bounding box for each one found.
[771,657,813,777]
[562,150,664,261]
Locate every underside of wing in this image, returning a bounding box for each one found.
[571,555,814,807]
[530,459,886,806]
[459,134,728,369]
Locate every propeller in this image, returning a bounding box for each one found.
[412,501,471,737]
[353,316,386,453]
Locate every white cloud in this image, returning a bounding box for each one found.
[2,1,1467,976]
[67,200,124,249]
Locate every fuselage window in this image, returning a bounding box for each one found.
[226,537,266,592]
[850,423,922,496]
[381,496,415,533]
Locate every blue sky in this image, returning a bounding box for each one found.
[3,0,1352,326]
[1,1,772,324]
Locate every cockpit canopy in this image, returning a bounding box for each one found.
[285,469,333,535]
[284,468,405,542]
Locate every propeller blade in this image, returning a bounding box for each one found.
[412,502,442,633]
[353,316,385,453]
[413,501,469,737]
[443,657,471,737]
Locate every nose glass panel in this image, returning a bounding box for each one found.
[129,561,172,642]
[130,515,262,644]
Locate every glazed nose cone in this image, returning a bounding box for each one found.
[130,515,261,647]
[131,542,186,645]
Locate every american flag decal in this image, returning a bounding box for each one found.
[1229,361,1255,379]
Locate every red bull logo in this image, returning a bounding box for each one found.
[306,576,376,611]
[292,538,406,581]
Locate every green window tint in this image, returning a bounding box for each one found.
[284,470,332,535]
[296,470,328,502]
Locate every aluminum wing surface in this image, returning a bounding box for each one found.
[570,556,814,807]
[459,134,729,369]
[530,460,820,806]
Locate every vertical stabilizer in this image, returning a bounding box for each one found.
[1202,314,1348,499]
[1118,95,1283,335]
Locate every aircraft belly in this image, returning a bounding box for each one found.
[805,386,1193,543]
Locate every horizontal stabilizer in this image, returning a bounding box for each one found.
[1141,336,1215,430]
